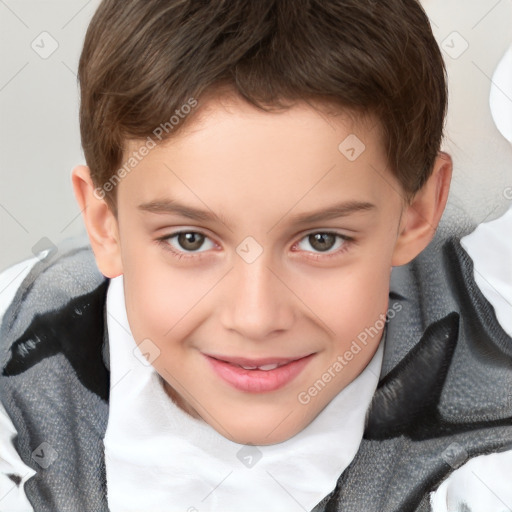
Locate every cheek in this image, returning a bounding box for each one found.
[344,265,390,333]
[120,242,179,341]
[121,245,215,343]
[299,250,392,343]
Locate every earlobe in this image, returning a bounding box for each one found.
[391,152,453,266]
[71,165,123,278]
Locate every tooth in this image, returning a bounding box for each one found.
[239,363,280,370]
[258,363,279,371]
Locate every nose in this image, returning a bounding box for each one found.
[220,253,296,340]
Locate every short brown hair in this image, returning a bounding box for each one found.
[78,0,447,209]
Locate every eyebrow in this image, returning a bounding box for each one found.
[138,198,376,228]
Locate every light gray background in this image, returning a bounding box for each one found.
[1,0,511,272]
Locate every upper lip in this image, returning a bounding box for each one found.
[205,353,313,367]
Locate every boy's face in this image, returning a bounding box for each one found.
[104,97,408,445]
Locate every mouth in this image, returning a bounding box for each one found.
[206,354,310,369]
[203,353,315,393]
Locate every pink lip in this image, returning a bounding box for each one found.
[204,353,315,393]
[205,354,311,367]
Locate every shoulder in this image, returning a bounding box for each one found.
[0,237,109,399]
[429,207,512,509]
[0,238,108,511]
[361,207,512,511]
[0,236,105,348]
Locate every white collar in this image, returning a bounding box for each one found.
[103,275,384,512]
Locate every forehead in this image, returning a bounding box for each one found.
[124,93,385,161]
[118,96,399,225]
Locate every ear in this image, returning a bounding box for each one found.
[392,152,453,266]
[71,165,123,278]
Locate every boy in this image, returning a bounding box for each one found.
[1,0,511,510]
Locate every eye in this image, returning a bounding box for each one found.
[158,230,353,261]
[294,232,352,257]
[158,230,216,257]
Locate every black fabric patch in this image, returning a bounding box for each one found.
[2,281,110,401]
[366,311,512,442]
[7,473,22,486]
[366,312,460,440]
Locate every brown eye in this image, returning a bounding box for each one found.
[294,232,352,258]
[158,230,216,260]
[176,232,205,251]
[308,233,337,252]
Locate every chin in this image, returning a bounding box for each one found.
[224,428,298,446]
[209,411,307,446]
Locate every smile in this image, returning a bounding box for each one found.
[203,353,315,393]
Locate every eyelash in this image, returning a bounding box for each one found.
[156,230,355,262]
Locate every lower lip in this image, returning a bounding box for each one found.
[205,354,314,393]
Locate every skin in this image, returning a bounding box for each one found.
[72,95,452,445]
